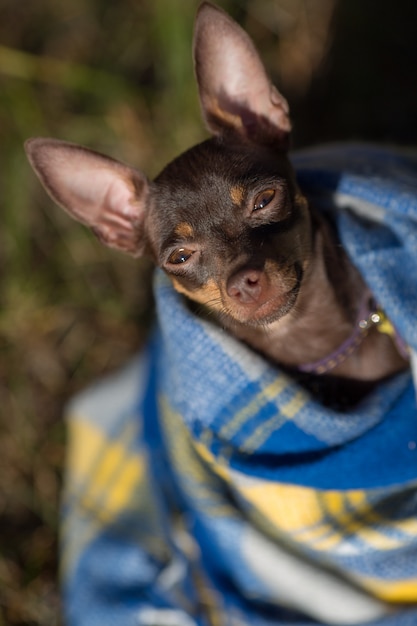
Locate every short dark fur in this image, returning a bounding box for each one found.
[151,138,307,322]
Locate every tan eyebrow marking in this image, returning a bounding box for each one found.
[229,185,245,205]
[174,222,194,238]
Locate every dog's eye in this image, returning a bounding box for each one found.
[167,247,194,264]
[253,189,276,211]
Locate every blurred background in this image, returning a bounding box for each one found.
[0,0,416,623]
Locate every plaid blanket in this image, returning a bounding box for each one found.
[61,145,417,626]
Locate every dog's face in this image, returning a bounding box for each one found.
[147,138,311,326]
[25,2,313,329]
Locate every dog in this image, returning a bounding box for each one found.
[25,3,417,625]
[25,5,408,409]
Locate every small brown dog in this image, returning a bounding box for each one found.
[25,2,408,407]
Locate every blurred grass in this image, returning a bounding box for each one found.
[0,1,236,623]
[0,0,416,624]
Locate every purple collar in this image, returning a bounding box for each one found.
[298,295,408,375]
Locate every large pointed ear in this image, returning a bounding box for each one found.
[193,2,291,148]
[25,137,150,257]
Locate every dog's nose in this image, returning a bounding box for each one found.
[226,269,264,303]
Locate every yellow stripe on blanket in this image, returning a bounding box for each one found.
[243,390,307,452]
[160,398,239,518]
[219,376,289,440]
[238,481,417,551]
[364,577,417,603]
[192,439,417,558]
[66,415,145,523]
[62,415,146,579]
[181,419,417,606]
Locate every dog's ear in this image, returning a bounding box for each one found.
[25,138,149,257]
[193,2,291,148]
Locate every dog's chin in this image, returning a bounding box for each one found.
[225,285,300,329]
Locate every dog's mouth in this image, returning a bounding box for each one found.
[170,262,304,328]
[221,262,303,327]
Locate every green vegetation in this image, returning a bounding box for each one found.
[0,2,236,623]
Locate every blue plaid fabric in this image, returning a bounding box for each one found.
[62,145,417,626]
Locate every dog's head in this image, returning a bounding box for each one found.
[25,2,312,328]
